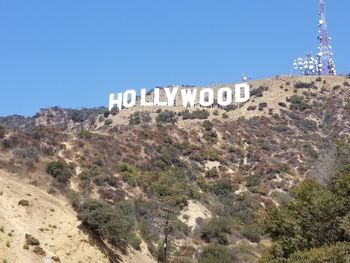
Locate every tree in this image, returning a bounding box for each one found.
[262,179,346,261]
[287,243,350,263]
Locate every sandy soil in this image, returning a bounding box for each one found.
[0,170,109,263]
[178,200,212,230]
[119,241,156,263]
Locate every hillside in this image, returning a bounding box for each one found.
[1,75,350,263]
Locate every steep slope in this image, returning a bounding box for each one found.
[0,171,108,263]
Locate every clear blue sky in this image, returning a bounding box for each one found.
[0,0,349,116]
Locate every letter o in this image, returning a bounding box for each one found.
[199,88,214,107]
[217,87,232,106]
[123,90,136,108]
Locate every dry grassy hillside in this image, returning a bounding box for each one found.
[1,75,350,263]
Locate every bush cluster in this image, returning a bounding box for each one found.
[258,102,268,111]
[294,82,315,89]
[0,126,5,139]
[250,86,268,97]
[156,110,177,124]
[200,217,232,244]
[198,244,238,263]
[67,107,107,123]
[288,95,309,111]
[180,109,210,120]
[78,200,141,249]
[202,120,213,131]
[46,161,73,184]
[129,111,152,125]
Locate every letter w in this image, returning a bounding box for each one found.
[181,89,197,107]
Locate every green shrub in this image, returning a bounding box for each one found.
[0,126,6,139]
[205,167,219,178]
[289,95,304,104]
[128,111,152,125]
[141,169,200,207]
[67,107,107,123]
[202,120,214,131]
[250,86,266,97]
[46,161,73,184]
[77,130,93,139]
[118,163,140,187]
[302,144,318,160]
[181,109,210,120]
[67,190,81,210]
[103,111,110,118]
[294,82,315,89]
[79,170,95,195]
[110,105,119,116]
[258,102,268,111]
[78,200,138,248]
[222,113,228,119]
[206,148,223,162]
[288,95,309,111]
[156,110,177,123]
[200,218,232,244]
[174,220,191,236]
[245,175,261,188]
[198,244,238,263]
[203,130,218,144]
[210,179,233,198]
[241,224,261,243]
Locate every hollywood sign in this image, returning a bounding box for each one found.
[109,83,250,110]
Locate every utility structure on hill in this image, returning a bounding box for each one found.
[293,0,336,76]
[316,0,336,75]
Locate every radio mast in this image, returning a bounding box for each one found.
[316,0,336,75]
[293,0,336,76]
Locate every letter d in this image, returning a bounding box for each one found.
[235,83,250,103]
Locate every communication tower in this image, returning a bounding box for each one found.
[316,0,336,75]
[293,0,336,76]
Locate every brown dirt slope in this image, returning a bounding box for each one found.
[0,170,109,263]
